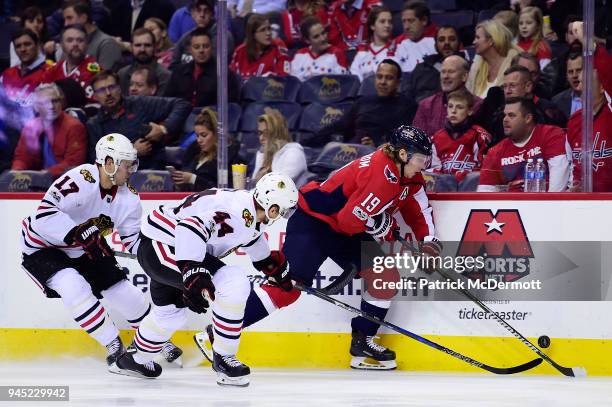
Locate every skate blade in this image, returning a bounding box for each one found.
[350,356,397,370]
[216,372,250,387]
[193,332,213,363]
[108,363,159,379]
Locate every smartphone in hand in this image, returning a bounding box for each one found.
[165,165,176,172]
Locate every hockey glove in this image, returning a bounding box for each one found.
[252,251,293,291]
[419,237,443,274]
[67,219,114,260]
[365,212,398,241]
[179,256,223,314]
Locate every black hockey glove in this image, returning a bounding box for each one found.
[253,251,293,291]
[67,219,114,260]
[178,254,225,314]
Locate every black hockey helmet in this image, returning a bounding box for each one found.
[389,125,432,157]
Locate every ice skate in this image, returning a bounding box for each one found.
[193,324,214,363]
[159,341,183,367]
[106,336,126,369]
[109,352,162,378]
[350,332,397,370]
[212,351,250,387]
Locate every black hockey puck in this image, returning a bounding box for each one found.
[538,335,551,348]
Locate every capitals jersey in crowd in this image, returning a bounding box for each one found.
[392,35,436,73]
[21,164,142,258]
[299,149,435,240]
[349,41,396,82]
[0,56,51,106]
[290,46,348,82]
[141,189,270,271]
[230,39,290,80]
[281,8,328,48]
[42,56,101,102]
[567,102,612,191]
[478,124,571,192]
[430,124,491,181]
[327,0,381,51]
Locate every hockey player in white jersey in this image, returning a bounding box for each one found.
[20,133,181,372]
[113,172,298,385]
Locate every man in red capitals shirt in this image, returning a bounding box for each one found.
[0,29,51,106]
[327,0,382,51]
[478,97,571,192]
[43,25,101,102]
[567,70,612,191]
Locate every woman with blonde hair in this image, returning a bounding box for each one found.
[252,108,308,187]
[466,19,521,98]
[170,108,243,190]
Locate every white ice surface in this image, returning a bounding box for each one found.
[0,359,611,407]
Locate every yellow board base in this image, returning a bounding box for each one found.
[1,328,610,375]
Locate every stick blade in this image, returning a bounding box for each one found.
[571,367,588,377]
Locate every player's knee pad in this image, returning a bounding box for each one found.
[260,284,301,309]
[151,304,187,333]
[101,279,149,321]
[46,268,94,307]
[213,265,251,302]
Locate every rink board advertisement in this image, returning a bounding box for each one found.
[1,192,612,375]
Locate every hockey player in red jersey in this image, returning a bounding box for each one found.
[113,173,298,385]
[20,133,181,373]
[42,25,101,102]
[478,97,571,192]
[195,125,441,370]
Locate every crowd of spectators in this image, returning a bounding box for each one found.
[0,0,610,193]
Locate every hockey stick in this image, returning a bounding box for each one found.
[114,250,137,259]
[393,233,587,377]
[248,276,542,375]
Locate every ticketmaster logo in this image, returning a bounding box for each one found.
[458,307,531,321]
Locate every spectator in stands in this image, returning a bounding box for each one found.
[413,55,480,138]
[552,53,582,119]
[307,59,417,147]
[393,1,436,73]
[516,6,552,69]
[230,14,290,81]
[567,70,612,192]
[467,19,520,98]
[169,107,244,191]
[144,17,174,69]
[570,21,611,96]
[170,0,235,68]
[1,29,51,106]
[429,89,491,184]
[281,0,328,48]
[0,90,24,173]
[478,97,570,192]
[107,0,175,42]
[327,0,381,51]
[350,6,394,82]
[86,71,191,169]
[9,7,53,67]
[502,65,566,126]
[60,1,122,71]
[511,52,549,99]
[117,28,171,96]
[128,66,159,96]
[409,25,464,102]
[11,83,87,178]
[165,28,239,107]
[290,16,348,81]
[167,1,196,43]
[494,10,519,40]
[252,107,308,187]
[43,25,101,103]
[227,0,288,17]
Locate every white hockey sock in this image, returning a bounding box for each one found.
[133,304,187,362]
[101,280,150,329]
[47,268,119,347]
[211,266,250,356]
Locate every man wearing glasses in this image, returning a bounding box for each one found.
[11,83,87,178]
[86,71,191,169]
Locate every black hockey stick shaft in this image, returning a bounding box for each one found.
[289,279,542,375]
[394,234,583,377]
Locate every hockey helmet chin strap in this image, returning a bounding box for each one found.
[102,158,121,186]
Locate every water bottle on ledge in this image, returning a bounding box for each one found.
[524,158,535,192]
[534,158,546,192]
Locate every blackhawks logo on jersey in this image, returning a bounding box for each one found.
[86,62,101,73]
[80,168,96,183]
[90,214,114,236]
[243,208,254,227]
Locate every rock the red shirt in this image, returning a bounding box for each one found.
[567,103,612,191]
[42,56,101,102]
[479,124,568,191]
[230,39,290,80]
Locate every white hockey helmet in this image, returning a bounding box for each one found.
[95,133,138,183]
[253,172,299,223]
